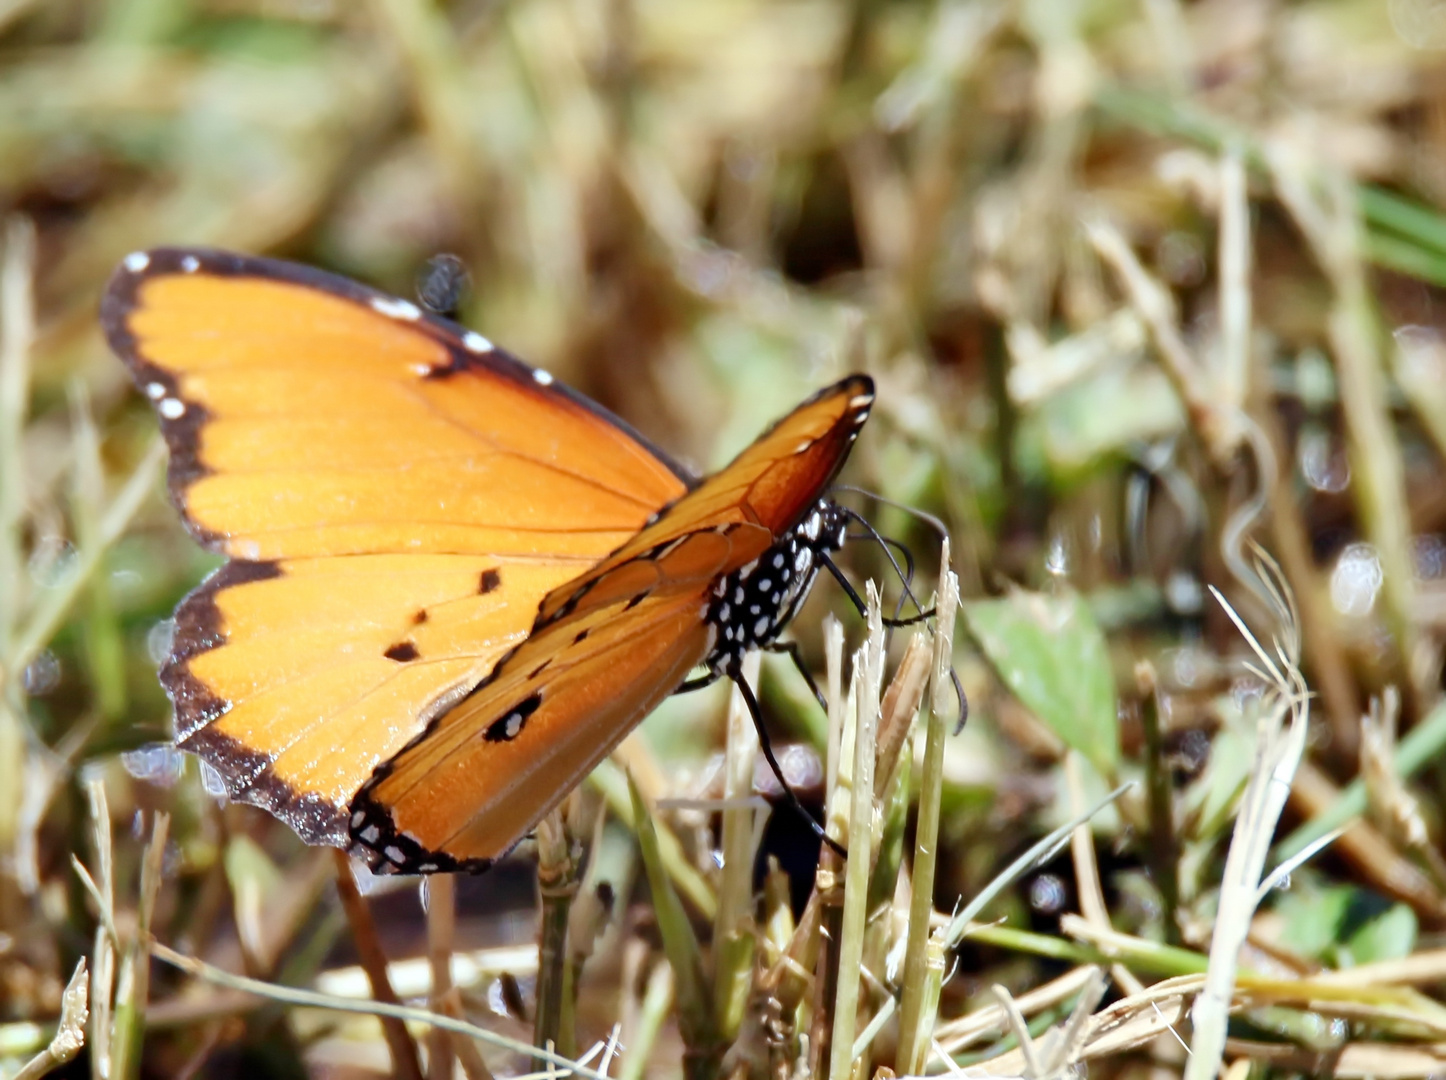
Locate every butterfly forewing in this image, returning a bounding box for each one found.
[105,248,692,845]
[535,375,874,626]
[349,378,874,872]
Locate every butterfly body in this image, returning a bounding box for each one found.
[702,500,847,678]
[104,247,873,874]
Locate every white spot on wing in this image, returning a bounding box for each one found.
[158,397,185,420]
[180,255,200,273]
[123,251,149,273]
[410,363,432,376]
[371,296,422,321]
[849,393,873,408]
[385,845,406,863]
[360,825,380,843]
[145,381,166,399]
[464,331,493,353]
[533,368,555,386]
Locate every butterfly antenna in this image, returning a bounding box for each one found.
[848,527,918,624]
[832,484,951,546]
[837,506,932,626]
[727,661,847,861]
[828,514,969,736]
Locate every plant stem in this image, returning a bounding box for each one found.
[331,851,424,1080]
[534,809,577,1068]
[898,559,958,1074]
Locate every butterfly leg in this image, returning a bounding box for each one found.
[726,661,848,861]
[819,553,934,629]
[764,639,828,713]
[674,671,723,695]
[819,553,966,731]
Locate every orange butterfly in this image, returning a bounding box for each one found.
[103,248,872,874]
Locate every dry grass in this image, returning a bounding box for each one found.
[4,0,1446,1077]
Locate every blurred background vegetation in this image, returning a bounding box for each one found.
[5,0,1446,1077]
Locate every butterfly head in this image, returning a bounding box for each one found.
[704,500,848,676]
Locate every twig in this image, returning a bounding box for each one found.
[151,940,620,1080]
[714,651,761,1043]
[426,874,458,1080]
[330,850,424,1080]
[535,808,578,1067]
[110,812,168,1080]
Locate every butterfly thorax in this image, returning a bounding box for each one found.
[703,500,848,675]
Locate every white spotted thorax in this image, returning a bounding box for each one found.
[703,500,849,676]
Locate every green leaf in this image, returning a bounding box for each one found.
[1274,885,1355,959]
[1275,884,1417,965]
[627,772,716,1059]
[1346,900,1418,965]
[962,589,1119,777]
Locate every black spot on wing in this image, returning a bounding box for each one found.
[411,609,428,625]
[384,641,419,662]
[479,568,501,594]
[483,693,543,742]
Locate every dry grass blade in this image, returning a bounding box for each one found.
[0,215,34,858]
[12,959,88,1080]
[896,543,957,1075]
[827,586,884,1080]
[1186,559,1309,1080]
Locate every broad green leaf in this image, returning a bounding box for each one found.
[1348,900,1418,964]
[962,589,1119,777]
[1276,883,1416,965]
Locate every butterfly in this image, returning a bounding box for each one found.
[103,247,873,874]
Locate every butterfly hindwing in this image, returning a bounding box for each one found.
[105,248,692,844]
